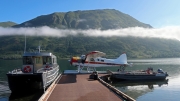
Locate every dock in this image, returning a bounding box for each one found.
[38,70,135,101]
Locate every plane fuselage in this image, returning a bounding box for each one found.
[71,57,125,68]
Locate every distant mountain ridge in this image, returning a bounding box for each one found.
[13,9,152,29]
[0,21,17,27]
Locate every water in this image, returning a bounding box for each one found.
[112,58,180,101]
[0,58,180,101]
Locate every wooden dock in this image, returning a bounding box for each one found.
[39,70,135,101]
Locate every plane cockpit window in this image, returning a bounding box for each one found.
[90,58,94,61]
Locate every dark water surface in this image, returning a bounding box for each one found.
[0,58,180,101]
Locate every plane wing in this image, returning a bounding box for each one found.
[85,51,106,61]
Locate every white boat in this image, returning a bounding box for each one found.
[6,46,60,92]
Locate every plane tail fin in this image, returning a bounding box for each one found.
[115,53,127,64]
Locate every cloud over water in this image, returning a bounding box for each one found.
[0,26,180,40]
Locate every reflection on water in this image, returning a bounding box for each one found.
[136,76,180,101]
[111,79,168,99]
[0,81,10,101]
[114,58,180,101]
[112,79,168,89]
[128,58,180,65]
[9,90,43,101]
[0,80,43,101]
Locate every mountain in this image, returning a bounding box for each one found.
[1,9,179,59]
[0,21,17,27]
[13,9,152,29]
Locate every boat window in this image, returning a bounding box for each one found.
[35,57,42,64]
[101,60,104,62]
[23,56,32,65]
[43,56,52,64]
[97,59,99,61]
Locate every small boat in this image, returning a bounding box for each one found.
[108,67,168,80]
[6,46,60,92]
[112,79,169,89]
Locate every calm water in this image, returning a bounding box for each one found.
[0,58,180,101]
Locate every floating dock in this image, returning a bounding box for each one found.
[38,70,135,101]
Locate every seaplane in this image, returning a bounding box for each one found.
[69,51,129,73]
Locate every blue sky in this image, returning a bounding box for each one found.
[0,0,180,28]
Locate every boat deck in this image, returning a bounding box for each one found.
[48,74,123,101]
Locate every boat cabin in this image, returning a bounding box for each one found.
[22,52,57,73]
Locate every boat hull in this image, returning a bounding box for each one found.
[7,66,59,93]
[6,73,44,92]
[111,74,168,80]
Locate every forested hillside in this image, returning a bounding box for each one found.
[1,35,180,59]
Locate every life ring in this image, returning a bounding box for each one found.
[147,69,150,74]
[24,66,31,73]
[45,65,50,69]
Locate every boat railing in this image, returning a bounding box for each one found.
[37,68,44,73]
[8,68,23,74]
[38,74,62,101]
[42,71,47,92]
[46,67,59,83]
[46,71,59,85]
[42,66,59,90]
[36,66,54,73]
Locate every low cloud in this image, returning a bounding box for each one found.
[0,26,180,40]
[77,19,86,22]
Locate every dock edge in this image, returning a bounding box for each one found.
[38,74,62,101]
[98,76,136,101]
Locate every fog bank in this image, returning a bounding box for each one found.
[0,26,180,40]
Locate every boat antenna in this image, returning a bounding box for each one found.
[38,41,41,53]
[24,34,26,53]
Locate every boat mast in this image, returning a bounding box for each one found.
[24,34,26,53]
[38,41,41,53]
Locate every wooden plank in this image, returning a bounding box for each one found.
[47,74,123,101]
